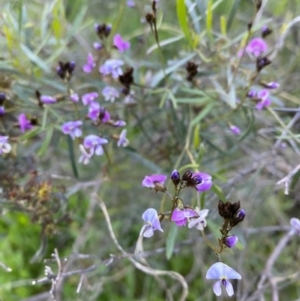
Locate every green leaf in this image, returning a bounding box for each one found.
[193,123,200,149]
[37,127,53,157]
[238,108,254,142]
[191,102,215,127]
[150,53,196,87]
[206,0,213,36]
[176,0,193,46]
[67,136,79,179]
[211,184,226,203]
[166,223,178,260]
[20,44,51,73]
[227,0,241,31]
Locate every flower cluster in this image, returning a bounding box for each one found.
[138,167,247,296]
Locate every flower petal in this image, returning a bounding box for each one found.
[213,280,222,296]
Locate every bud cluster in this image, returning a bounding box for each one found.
[57,61,76,81]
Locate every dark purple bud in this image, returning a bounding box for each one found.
[236,209,246,220]
[262,25,272,38]
[247,90,256,98]
[0,93,6,105]
[256,57,271,72]
[182,170,193,181]
[189,175,202,186]
[68,61,76,74]
[171,170,180,186]
[224,235,238,248]
[0,106,5,116]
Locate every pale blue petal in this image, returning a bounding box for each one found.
[213,280,222,296]
[224,280,234,296]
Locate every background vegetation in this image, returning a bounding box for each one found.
[0,0,300,300]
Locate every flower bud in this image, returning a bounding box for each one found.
[0,93,6,105]
[262,25,272,38]
[182,170,193,181]
[224,235,238,248]
[256,57,271,72]
[171,170,180,186]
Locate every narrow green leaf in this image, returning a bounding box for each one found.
[175,97,209,104]
[227,0,241,31]
[37,127,53,157]
[166,223,178,260]
[238,108,254,142]
[150,53,196,87]
[211,184,226,203]
[176,0,193,46]
[20,44,50,73]
[191,102,215,127]
[220,15,227,36]
[206,0,213,36]
[67,136,79,179]
[193,123,200,149]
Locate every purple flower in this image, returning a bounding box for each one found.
[102,86,120,102]
[99,59,124,78]
[264,82,280,89]
[82,92,99,106]
[70,93,79,103]
[78,144,92,165]
[18,113,32,132]
[40,95,57,104]
[229,125,241,135]
[247,90,256,98]
[0,136,11,154]
[0,106,5,116]
[87,102,101,120]
[61,121,83,140]
[290,218,300,235]
[93,42,102,50]
[256,89,271,110]
[206,262,242,297]
[117,129,129,147]
[140,208,163,237]
[112,120,126,127]
[99,108,110,123]
[82,53,96,73]
[188,207,209,230]
[191,172,212,192]
[113,34,130,52]
[246,38,268,57]
[225,236,238,248]
[127,0,135,7]
[171,207,198,227]
[142,174,167,192]
[83,134,108,156]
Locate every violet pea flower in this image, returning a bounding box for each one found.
[113,34,130,52]
[18,113,32,132]
[140,208,163,238]
[83,135,108,156]
[99,59,124,78]
[82,53,96,73]
[0,136,11,154]
[191,172,212,192]
[290,218,300,235]
[188,207,209,230]
[171,207,198,227]
[82,92,99,106]
[117,129,129,147]
[61,121,83,140]
[142,174,167,192]
[40,95,57,104]
[206,262,242,297]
